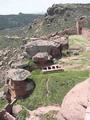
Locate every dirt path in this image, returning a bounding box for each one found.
[26,105,61,120]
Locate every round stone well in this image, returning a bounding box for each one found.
[6,68,35,101]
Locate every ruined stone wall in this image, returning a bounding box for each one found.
[82,28,90,40]
[10,81,27,98]
[36,58,48,67]
[26,45,62,58]
[62,27,77,35]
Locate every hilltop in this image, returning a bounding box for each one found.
[27,4,90,37]
[0,4,90,49]
[0,13,42,30]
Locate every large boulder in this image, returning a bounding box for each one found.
[57,78,90,120]
[12,105,22,115]
[47,4,73,16]
[24,39,61,58]
[7,68,31,81]
[24,36,69,59]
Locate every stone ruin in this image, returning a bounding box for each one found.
[42,64,64,73]
[32,52,52,67]
[75,16,90,40]
[0,68,36,120]
[5,68,35,102]
[23,35,69,67]
[22,16,89,68]
[76,16,86,35]
[0,16,89,120]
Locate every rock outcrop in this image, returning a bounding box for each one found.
[57,78,90,120]
[24,35,69,59]
[28,4,90,37]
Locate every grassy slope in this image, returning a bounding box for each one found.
[0,36,22,49]
[60,35,90,70]
[0,14,41,30]
[69,35,90,48]
[0,35,90,112]
[0,27,27,49]
[17,70,89,110]
[16,35,90,111]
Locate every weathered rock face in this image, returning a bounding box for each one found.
[7,68,31,81]
[47,4,73,16]
[32,52,52,66]
[25,40,54,58]
[0,47,26,83]
[0,110,16,120]
[57,78,90,120]
[12,105,22,115]
[26,105,61,120]
[24,36,69,59]
[0,69,7,85]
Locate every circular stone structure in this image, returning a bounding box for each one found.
[6,69,35,101]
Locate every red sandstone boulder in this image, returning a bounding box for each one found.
[85,46,90,52]
[57,78,90,120]
[12,105,22,115]
[4,112,15,120]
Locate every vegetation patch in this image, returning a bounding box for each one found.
[69,35,89,49]
[17,70,89,110]
[0,99,7,111]
[16,108,29,120]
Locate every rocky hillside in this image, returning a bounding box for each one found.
[28,4,90,37]
[0,4,90,120]
[0,4,90,49]
[0,13,42,30]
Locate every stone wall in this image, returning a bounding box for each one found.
[62,27,77,35]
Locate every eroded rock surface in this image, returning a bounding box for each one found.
[57,78,90,120]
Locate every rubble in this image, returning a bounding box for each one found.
[0,47,26,82]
